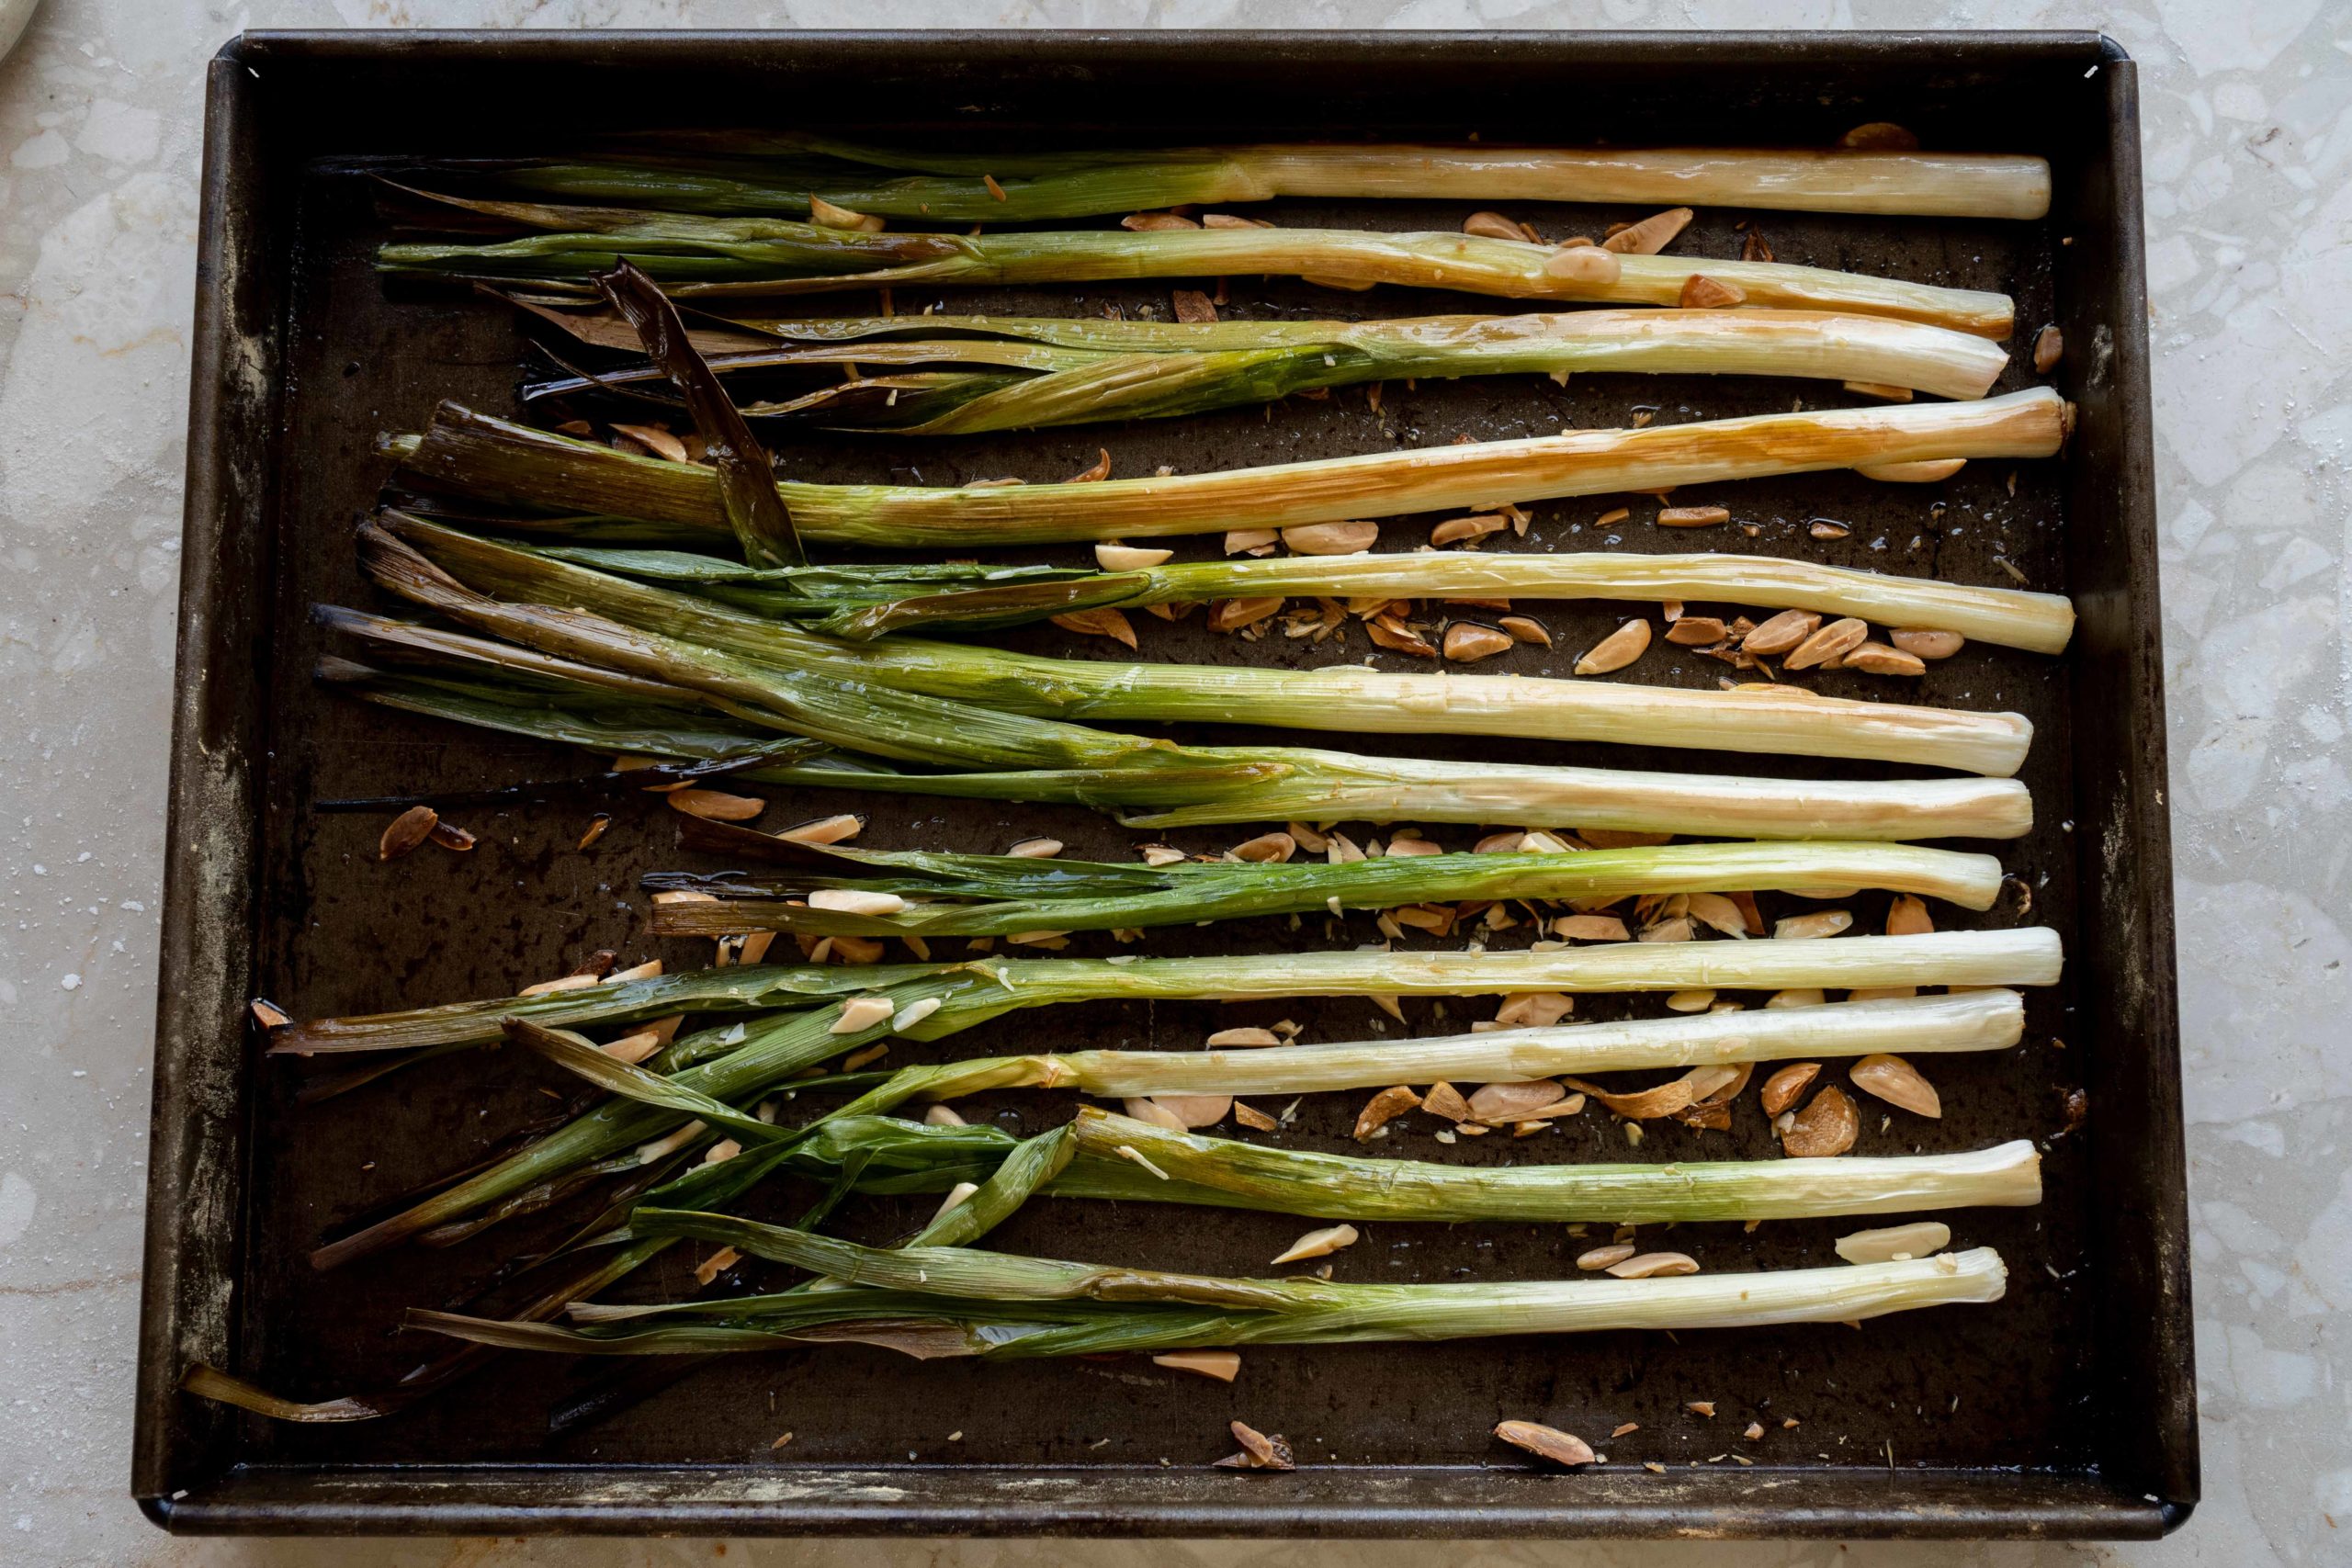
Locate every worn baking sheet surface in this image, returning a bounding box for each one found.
[140,30,2188,1536]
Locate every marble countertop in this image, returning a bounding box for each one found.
[0,3,2339,1565]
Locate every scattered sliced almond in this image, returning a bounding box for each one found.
[1883,895,1933,937]
[1353,1085,1422,1140]
[1773,909,1852,941]
[1122,1097,1191,1131]
[1096,542,1173,570]
[1285,821,1330,852]
[1666,615,1728,645]
[1272,1223,1359,1265]
[1231,830,1296,863]
[1575,618,1652,675]
[613,423,690,462]
[1687,1400,1717,1418]
[830,996,895,1035]
[1472,830,1524,854]
[1205,1026,1283,1049]
[1430,513,1508,547]
[1839,121,1919,150]
[1202,212,1273,229]
[808,888,907,917]
[667,788,765,823]
[1154,1350,1242,1382]
[1153,1093,1234,1129]
[1765,987,1827,1010]
[1601,208,1692,254]
[517,973,602,998]
[424,820,476,852]
[1207,595,1285,632]
[1463,210,1531,241]
[1495,992,1574,1029]
[1051,606,1138,649]
[1678,274,1746,309]
[1224,528,1279,556]
[930,1181,978,1224]
[1171,288,1217,324]
[1217,1420,1295,1471]
[1233,1100,1279,1132]
[1544,244,1622,284]
[1553,914,1631,942]
[1850,1053,1942,1118]
[1783,616,1868,671]
[1140,843,1187,866]
[1282,520,1379,556]
[1421,1081,1474,1122]
[1637,916,1693,943]
[1855,457,1966,483]
[1577,1243,1636,1271]
[1521,829,1583,852]
[1684,892,1748,939]
[779,813,862,845]
[2033,324,2064,374]
[1741,609,1821,657]
[840,1043,889,1072]
[1567,1075,1697,1121]
[1836,1220,1952,1265]
[1495,1420,1595,1468]
[922,1103,966,1127]
[1486,615,1549,650]
[1759,1063,1821,1115]
[1442,622,1515,663]
[692,1245,743,1286]
[1656,505,1729,528]
[1123,211,1200,231]
[1383,837,1443,858]
[1608,1251,1700,1278]
[1665,988,1716,1013]
[1781,1085,1860,1156]
[1889,627,1964,660]
[808,193,885,231]
[378,805,439,861]
[1325,831,1366,864]
[1845,641,1928,676]
[1367,615,1439,658]
[577,814,612,850]
[1466,1079,1568,1123]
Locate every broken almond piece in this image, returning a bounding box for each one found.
[1206,1026,1283,1048]
[829,996,895,1035]
[808,888,908,917]
[1006,837,1064,859]
[1051,607,1138,649]
[1835,1220,1951,1265]
[1574,618,1652,675]
[1217,1420,1295,1471]
[612,423,690,462]
[1781,1085,1860,1156]
[1495,1420,1595,1468]
[666,788,765,823]
[1498,615,1551,648]
[2033,324,2064,374]
[378,805,439,861]
[1842,380,1913,401]
[1741,609,1821,657]
[1856,457,1966,482]
[1766,987,1827,1010]
[1233,1100,1279,1132]
[1577,1243,1635,1271]
[1421,1081,1475,1122]
[1224,528,1279,556]
[1367,615,1439,658]
[426,820,476,852]
[1122,211,1200,231]
[1383,837,1443,858]
[1666,615,1728,645]
[1353,1085,1422,1140]
[1884,894,1934,937]
[1152,1093,1233,1129]
[1494,992,1574,1029]
[1839,121,1919,150]
[1463,210,1530,241]
[778,813,862,845]
[1122,1098,1191,1132]
[1772,909,1852,941]
[1442,622,1515,663]
[1553,914,1631,942]
[1600,207,1692,254]
[1171,288,1217,324]
[1281,520,1379,556]
[1782,616,1868,671]
[1685,892,1748,939]
[1889,627,1965,660]
[1655,505,1729,528]
[808,194,885,231]
[1678,275,1746,309]
[1845,641,1928,676]
[1207,596,1285,633]
[1608,1252,1700,1279]
[1759,1063,1821,1115]
[1231,830,1296,863]
[1272,1223,1359,1265]
[1466,1079,1568,1123]
[1849,1053,1942,1118]
[1687,1400,1717,1417]
[1154,1349,1242,1382]
[1095,542,1173,570]
[1430,513,1508,547]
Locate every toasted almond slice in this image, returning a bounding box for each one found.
[1123,211,1200,230]
[517,973,603,998]
[1272,1223,1360,1265]
[1224,528,1279,556]
[1765,987,1827,1010]
[1219,1420,1295,1471]
[1282,520,1379,556]
[1229,830,1296,863]
[1563,1074,1698,1121]
[1884,894,1934,937]
[1521,830,1583,853]
[1678,274,1747,309]
[1577,1243,1636,1270]
[1207,595,1285,633]
[1839,120,1919,149]
[1836,1220,1951,1266]
[922,1102,966,1127]
[1759,1062,1820,1115]
[1601,208,1692,254]
[1353,1085,1422,1140]
[807,193,886,231]
[1686,1400,1717,1417]
[1637,916,1694,943]
[1473,830,1526,854]
[1233,1100,1279,1132]
[1855,457,1967,483]
[1202,212,1274,229]
[1463,210,1528,241]
[1442,622,1515,663]
[1421,1081,1474,1122]
[1325,831,1366,864]
[423,819,476,853]
[1095,542,1173,570]
[378,805,439,861]
[1783,616,1869,671]
[1741,608,1821,656]
[1684,892,1749,939]
[1544,244,1623,283]
[1553,914,1631,942]
[1495,1420,1596,1468]
[667,788,765,823]
[598,1031,662,1066]
[1206,1026,1283,1048]
[1051,606,1138,649]
[691,1245,743,1287]
[830,996,895,1035]
[1666,988,1716,1013]
[1467,1079,1567,1123]
[1845,641,1928,676]
[1889,627,1965,660]
[1575,618,1652,675]
[1773,909,1852,941]
[1122,1097,1191,1131]
[808,888,908,917]
[1367,615,1440,658]
[1430,513,1509,547]
[1170,288,1218,323]
[1153,1093,1233,1129]
[1656,505,1730,528]
[612,423,690,462]
[1383,837,1443,858]
[576,814,612,850]
[1666,615,1728,645]
[1781,1084,1860,1156]
[249,999,291,1030]
[1608,1251,1700,1278]
[1495,992,1574,1028]
[1850,1053,1942,1118]
[1154,1349,1242,1382]
[771,814,857,847]
[1139,843,1187,866]
[2033,324,2064,374]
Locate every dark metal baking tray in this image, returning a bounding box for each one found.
[134,28,2189,1539]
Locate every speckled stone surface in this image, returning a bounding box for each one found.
[0,3,2340,1564]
